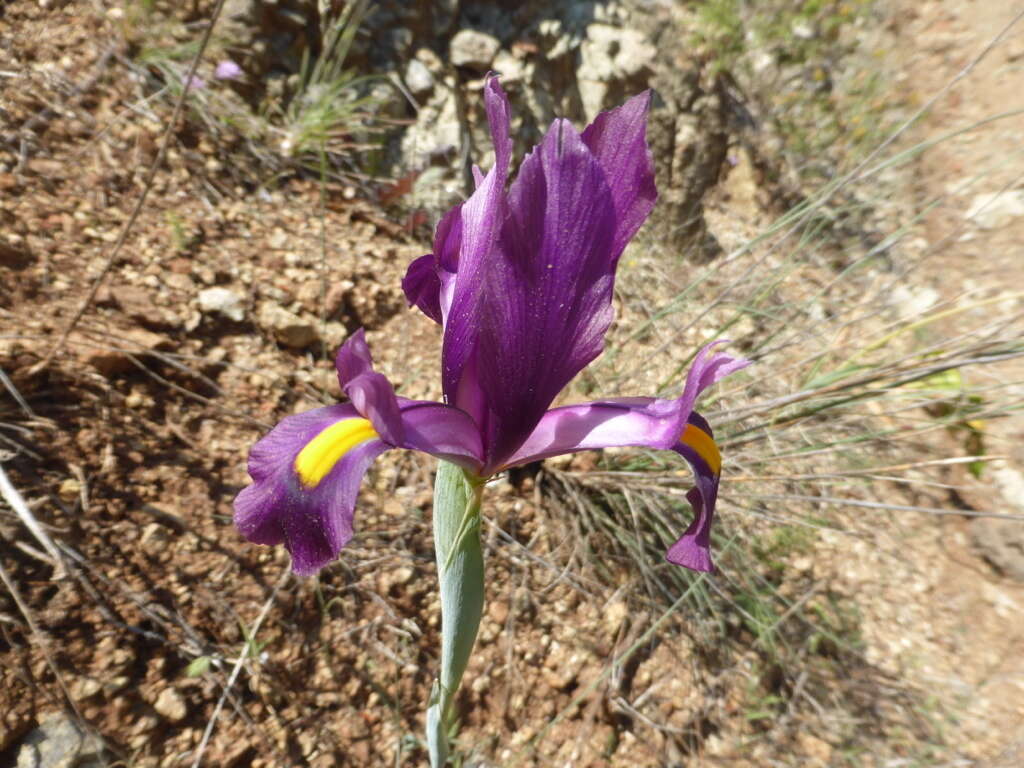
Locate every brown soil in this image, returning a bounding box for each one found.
[2,1,1024,767]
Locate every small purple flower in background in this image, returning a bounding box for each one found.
[184,73,206,91]
[234,77,750,576]
[215,60,243,81]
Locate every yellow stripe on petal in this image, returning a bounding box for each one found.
[680,423,721,475]
[294,417,379,488]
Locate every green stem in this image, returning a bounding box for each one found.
[426,461,486,766]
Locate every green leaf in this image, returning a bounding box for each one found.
[185,656,212,677]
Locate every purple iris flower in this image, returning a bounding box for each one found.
[234,78,750,576]
[215,60,243,81]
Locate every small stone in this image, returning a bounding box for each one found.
[488,600,509,625]
[268,229,289,250]
[492,49,526,83]
[140,522,171,556]
[972,494,1024,583]
[57,478,80,501]
[415,47,444,74]
[198,287,246,322]
[604,600,629,635]
[153,687,188,723]
[966,190,1024,230]
[796,733,832,766]
[15,712,102,768]
[258,303,317,349]
[449,29,500,70]
[295,281,322,313]
[405,59,435,96]
[71,678,103,699]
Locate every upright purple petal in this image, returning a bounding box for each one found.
[476,117,619,465]
[671,341,751,438]
[581,90,658,259]
[440,77,512,413]
[402,254,444,324]
[402,203,464,325]
[336,330,404,445]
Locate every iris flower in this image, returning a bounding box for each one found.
[234,78,749,576]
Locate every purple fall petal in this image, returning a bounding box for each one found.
[336,330,404,445]
[501,397,674,470]
[503,345,749,571]
[500,343,748,472]
[234,404,386,575]
[234,393,485,575]
[667,412,721,572]
[396,398,484,471]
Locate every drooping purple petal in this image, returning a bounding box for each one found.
[666,411,721,572]
[500,345,749,572]
[580,90,658,259]
[477,117,619,466]
[234,393,485,574]
[234,403,386,575]
[503,401,725,573]
[501,396,674,469]
[500,342,748,471]
[335,330,404,445]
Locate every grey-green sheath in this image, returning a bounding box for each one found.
[426,461,486,766]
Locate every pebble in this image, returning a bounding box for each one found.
[153,688,188,723]
[449,29,500,70]
[966,190,1024,230]
[258,303,317,349]
[198,287,246,322]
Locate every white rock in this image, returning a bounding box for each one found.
[887,283,939,320]
[579,24,655,81]
[404,58,434,96]
[578,24,655,119]
[15,712,102,768]
[449,29,500,69]
[966,190,1024,230]
[993,465,1024,512]
[492,49,526,83]
[154,687,188,723]
[198,287,246,322]
[792,21,815,40]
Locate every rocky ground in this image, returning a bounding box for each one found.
[2,1,1023,767]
